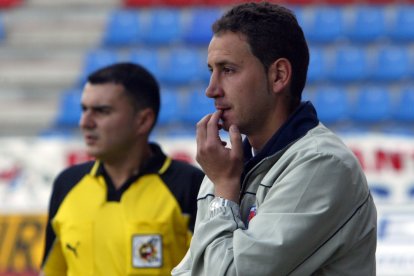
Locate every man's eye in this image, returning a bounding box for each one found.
[223,67,234,73]
[98,108,111,114]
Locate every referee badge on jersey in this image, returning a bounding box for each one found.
[132,234,163,268]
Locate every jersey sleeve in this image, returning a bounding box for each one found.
[41,162,94,271]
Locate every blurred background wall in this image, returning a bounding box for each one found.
[0,0,414,275]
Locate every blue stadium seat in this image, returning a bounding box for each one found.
[143,8,182,45]
[102,10,141,46]
[351,86,392,123]
[158,89,181,125]
[160,48,204,85]
[183,8,221,45]
[182,89,215,125]
[128,49,161,81]
[0,15,5,41]
[345,6,386,43]
[197,51,210,84]
[302,7,345,43]
[329,46,370,82]
[371,46,411,82]
[408,185,414,199]
[388,6,414,42]
[307,47,329,83]
[393,87,414,123]
[291,6,304,27]
[80,50,119,85]
[55,89,83,128]
[313,86,350,124]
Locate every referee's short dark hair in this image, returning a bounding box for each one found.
[88,62,160,126]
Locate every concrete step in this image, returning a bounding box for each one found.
[0,50,82,89]
[2,7,108,48]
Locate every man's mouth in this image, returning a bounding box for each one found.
[84,134,97,144]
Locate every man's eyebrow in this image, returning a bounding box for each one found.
[81,104,112,110]
[208,60,237,68]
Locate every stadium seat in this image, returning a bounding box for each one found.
[322,0,358,4]
[55,89,83,128]
[388,5,414,42]
[408,185,414,199]
[301,7,345,43]
[129,49,162,81]
[371,46,411,82]
[160,48,204,85]
[102,10,141,46]
[0,15,5,41]
[183,8,222,45]
[158,89,181,125]
[345,6,386,43]
[199,52,210,84]
[283,0,318,4]
[307,47,328,83]
[313,87,350,124]
[351,86,392,123]
[143,8,183,45]
[163,0,200,6]
[123,0,158,7]
[393,87,414,123]
[329,46,370,82]
[79,50,119,85]
[0,0,22,8]
[182,89,215,125]
[363,0,399,4]
[202,0,240,5]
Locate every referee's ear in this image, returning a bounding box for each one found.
[135,107,155,135]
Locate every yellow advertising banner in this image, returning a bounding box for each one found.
[0,214,46,275]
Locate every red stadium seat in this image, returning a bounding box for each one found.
[124,0,202,5]
[322,0,359,4]
[123,0,160,7]
[283,0,319,4]
[0,0,22,8]
[163,0,201,6]
[361,0,399,4]
[202,0,247,6]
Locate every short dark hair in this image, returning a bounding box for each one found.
[87,62,160,127]
[212,2,309,108]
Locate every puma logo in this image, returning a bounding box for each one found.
[66,242,80,257]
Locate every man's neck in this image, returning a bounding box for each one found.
[103,144,153,190]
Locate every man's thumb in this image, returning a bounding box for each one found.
[229,125,243,157]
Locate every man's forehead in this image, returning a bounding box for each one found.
[207,33,252,64]
[81,83,126,104]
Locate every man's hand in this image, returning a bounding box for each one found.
[196,110,244,202]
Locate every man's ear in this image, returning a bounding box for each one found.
[268,58,292,94]
[135,108,155,135]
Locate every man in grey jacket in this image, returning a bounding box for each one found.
[172,2,377,276]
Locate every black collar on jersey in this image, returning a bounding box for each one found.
[91,142,171,202]
[242,101,319,177]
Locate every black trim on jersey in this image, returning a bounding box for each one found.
[42,161,95,265]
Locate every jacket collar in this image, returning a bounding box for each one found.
[242,101,319,174]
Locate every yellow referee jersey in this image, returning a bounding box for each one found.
[41,143,203,276]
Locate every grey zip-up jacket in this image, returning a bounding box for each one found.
[172,103,377,276]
